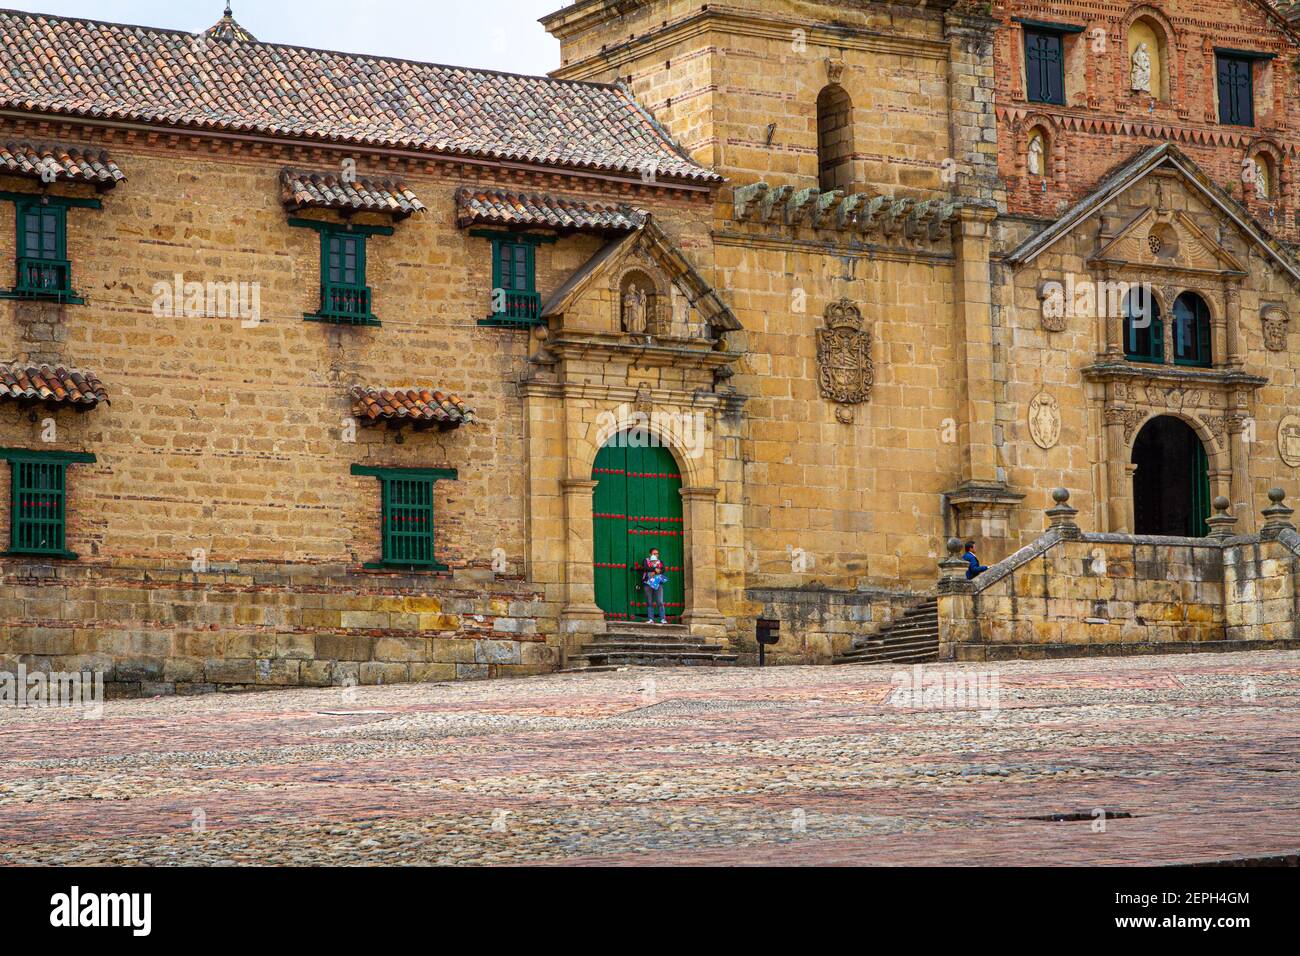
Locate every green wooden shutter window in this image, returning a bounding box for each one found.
[12,458,66,556]
[351,465,456,570]
[314,229,376,325]
[1124,294,1164,364]
[479,235,544,328]
[14,202,73,299]
[1173,293,1212,368]
[1,449,94,559]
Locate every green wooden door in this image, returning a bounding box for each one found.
[1190,440,1210,537]
[593,438,685,623]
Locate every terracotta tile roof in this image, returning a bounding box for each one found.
[456,188,645,234]
[282,169,426,220]
[0,9,719,185]
[350,386,474,428]
[0,363,109,407]
[0,142,125,188]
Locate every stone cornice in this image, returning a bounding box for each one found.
[1082,362,1268,391]
[550,334,739,370]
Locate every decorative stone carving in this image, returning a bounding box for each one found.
[1202,415,1228,450]
[1253,158,1270,200]
[1130,42,1152,93]
[1027,134,1045,177]
[622,284,648,334]
[1279,414,1300,468]
[1262,306,1289,352]
[1105,405,1147,444]
[1038,279,1067,332]
[816,299,874,424]
[826,57,845,86]
[1028,392,1061,449]
[633,383,653,416]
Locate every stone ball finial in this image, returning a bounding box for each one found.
[1213,496,1231,513]
[1268,487,1286,504]
[946,537,964,556]
[1052,488,1070,504]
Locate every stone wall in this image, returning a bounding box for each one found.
[0,560,552,697]
[1225,529,1300,643]
[940,490,1300,660]
[743,585,923,664]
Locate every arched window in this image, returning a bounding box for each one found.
[1173,292,1212,367]
[817,85,854,192]
[1124,286,1163,363]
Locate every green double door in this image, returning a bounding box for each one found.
[592,439,685,623]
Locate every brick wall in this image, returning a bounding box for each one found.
[996,0,1300,233]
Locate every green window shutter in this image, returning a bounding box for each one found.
[315,229,375,325]
[1,449,94,559]
[289,219,391,327]
[1123,294,1164,364]
[351,465,456,570]
[479,233,546,328]
[14,202,73,300]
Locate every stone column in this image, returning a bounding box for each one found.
[1229,411,1255,534]
[952,206,1001,488]
[937,537,975,662]
[680,486,726,639]
[1103,405,1132,532]
[559,478,605,640]
[1223,281,1243,370]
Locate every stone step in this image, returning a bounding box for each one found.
[567,652,739,668]
[835,646,939,666]
[576,641,729,654]
[852,624,938,649]
[607,622,690,637]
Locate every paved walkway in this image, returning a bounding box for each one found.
[2,651,1298,865]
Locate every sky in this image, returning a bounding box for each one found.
[3,0,569,76]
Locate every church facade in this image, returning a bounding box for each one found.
[1,0,1299,694]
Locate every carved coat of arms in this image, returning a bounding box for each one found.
[1279,414,1300,468]
[1262,307,1289,353]
[1028,392,1061,450]
[817,299,873,423]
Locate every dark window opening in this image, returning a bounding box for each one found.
[1173,292,1212,368]
[1025,29,1066,105]
[1217,55,1254,127]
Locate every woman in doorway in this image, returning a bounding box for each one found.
[639,548,668,625]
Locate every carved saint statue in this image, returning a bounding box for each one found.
[622,285,648,334]
[1131,42,1152,93]
[1027,135,1045,177]
[1253,159,1270,200]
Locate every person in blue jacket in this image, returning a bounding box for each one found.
[963,540,988,580]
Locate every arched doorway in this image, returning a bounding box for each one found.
[592,434,685,623]
[1132,416,1211,536]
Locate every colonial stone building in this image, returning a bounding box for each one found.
[2,0,1299,694]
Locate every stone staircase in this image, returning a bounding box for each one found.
[563,622,738,672]
[834,599,940,666]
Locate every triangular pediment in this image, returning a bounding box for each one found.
[1008,144,1300,287]
[1091,207,1247,276]
[541,215,740,336]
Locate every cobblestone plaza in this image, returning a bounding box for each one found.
[2,652,1296,866]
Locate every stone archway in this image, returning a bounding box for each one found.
[1131,415,1211,536]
